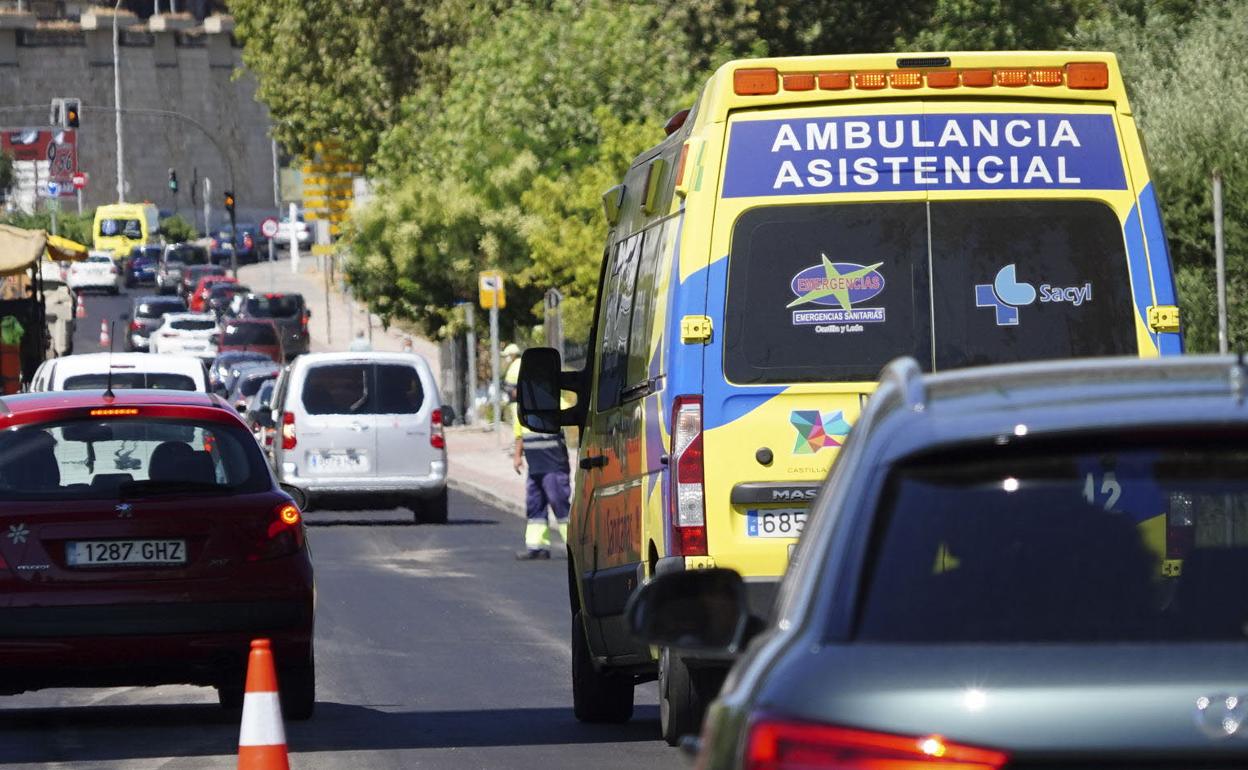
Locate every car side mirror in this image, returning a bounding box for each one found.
[625,568,762,657]
[256,410,275,428]
[517,347,585,433]
[280,483,308,511]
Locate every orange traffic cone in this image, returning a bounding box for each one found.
[98,320,110,348]
[75,298,86,319]
[237,639,290,770]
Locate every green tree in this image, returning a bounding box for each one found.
[231,0,515,164]
[901,0,1107,50]
[0,209,96,246]
[350,0,697,340]
[1077,1,1248,351]
[159,214,197,243]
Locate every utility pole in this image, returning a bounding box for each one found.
[202,176,211,241]
[288,202,300,275]
[465,303,477,426]
[112,0,126,202]
[1214,171,1228,354]
[489,284,502,443]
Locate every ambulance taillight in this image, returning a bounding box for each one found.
[669,396,707,557]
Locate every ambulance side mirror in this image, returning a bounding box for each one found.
[517,348,584,434]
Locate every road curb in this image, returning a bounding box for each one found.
[448,476,525,518]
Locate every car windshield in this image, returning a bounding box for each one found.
[244,295,303,318]
[0,417,268,500]
[62,373,197,391]
[99,219,141,238]
[166,246,207,266]
[857,441,1248,643]
[136,301,185,319]
[86,255,112,264]
[224,323,277,345]
[723,200,1137,384]
[170,319,216,332]
[213,284,247,298]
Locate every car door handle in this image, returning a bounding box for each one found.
[579,455,608,470]
[350,423,370,432]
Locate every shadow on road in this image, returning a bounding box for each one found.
[305,518,498,527]
[0,702,660,762]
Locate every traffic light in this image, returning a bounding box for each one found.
[64,100,80,129]
[168,168,178,194]
[223,191,235,214]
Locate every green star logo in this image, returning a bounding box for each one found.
[787,254,884,311]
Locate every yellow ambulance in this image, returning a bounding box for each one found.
[518,51,1183,742]
[93,202,161,257]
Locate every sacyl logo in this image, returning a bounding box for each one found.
[975,264,1092,326]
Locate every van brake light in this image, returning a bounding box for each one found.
[745,718,1009,770]
[281,411,296,450]
[669,395,706,556]
[430,407,445,450]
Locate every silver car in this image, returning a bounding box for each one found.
[269,352,448,522]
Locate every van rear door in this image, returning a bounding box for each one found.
[294,361,378,479]
[704,99,1152,578]
[371,361,440,481]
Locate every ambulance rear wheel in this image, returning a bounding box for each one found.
[571,611,633,723]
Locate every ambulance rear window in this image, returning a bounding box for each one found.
[723,200,1136,384]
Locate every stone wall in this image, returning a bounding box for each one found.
[0,11,276,230]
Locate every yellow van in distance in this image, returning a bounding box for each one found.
[93,202,160,257]
[518,51,1183,744]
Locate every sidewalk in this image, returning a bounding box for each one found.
[236,258,527,517]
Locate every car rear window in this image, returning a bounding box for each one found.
[724,200,1136,384]
[224,323,278,345]
[302,364,370,415]
[63,373,197,391]
[300,363,424,415]
[171,319,216,332]
[856,442,1248,643]
[245,295,304,318]
[136,301,185,319]
[237,373,276,398]
[0,418,268,500]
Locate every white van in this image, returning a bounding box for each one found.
[30,352,208,392]
[269,352,448,522]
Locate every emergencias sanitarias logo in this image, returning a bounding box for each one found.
[788,255,886,327]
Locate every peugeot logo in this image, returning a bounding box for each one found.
[115,503,133,518]
[1195,695,1248,738]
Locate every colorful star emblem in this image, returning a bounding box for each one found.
[790,410,851,455]
[787,254,885,311]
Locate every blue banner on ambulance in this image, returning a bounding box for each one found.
[722,113,1127,197]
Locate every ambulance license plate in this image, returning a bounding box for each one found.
[746,508,807,538]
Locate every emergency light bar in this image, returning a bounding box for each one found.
[734,62,1109,96]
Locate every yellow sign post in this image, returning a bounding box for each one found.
[478,270,506,309]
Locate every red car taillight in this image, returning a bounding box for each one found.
[668,395,706,556]
[430,407,445,449]
[129,320,141,331]
[745,719,1009,770]
[282,411,296,450]
[245,502,305,562]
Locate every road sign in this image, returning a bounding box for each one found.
[479,270,506,309]
[45,181,60,197]
[311,244,336,256]
[71,172,87,190]
[260,217,279,239]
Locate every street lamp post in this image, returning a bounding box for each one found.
[112,0,126,202]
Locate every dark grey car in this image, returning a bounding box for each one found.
[126,295,188,351]
[630,355,1248,767]
[227,293,310,360]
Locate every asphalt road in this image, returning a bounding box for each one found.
[0,286,676,769]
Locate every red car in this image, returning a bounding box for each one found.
[0,389,315,717]
[189,275,237,312]
[218,319,285,363]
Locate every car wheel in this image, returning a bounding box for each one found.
[279,664,316,721]
[571,610,634,723]
[413,488,449,524]
[216,679,244,711]
[659,647,720,746]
